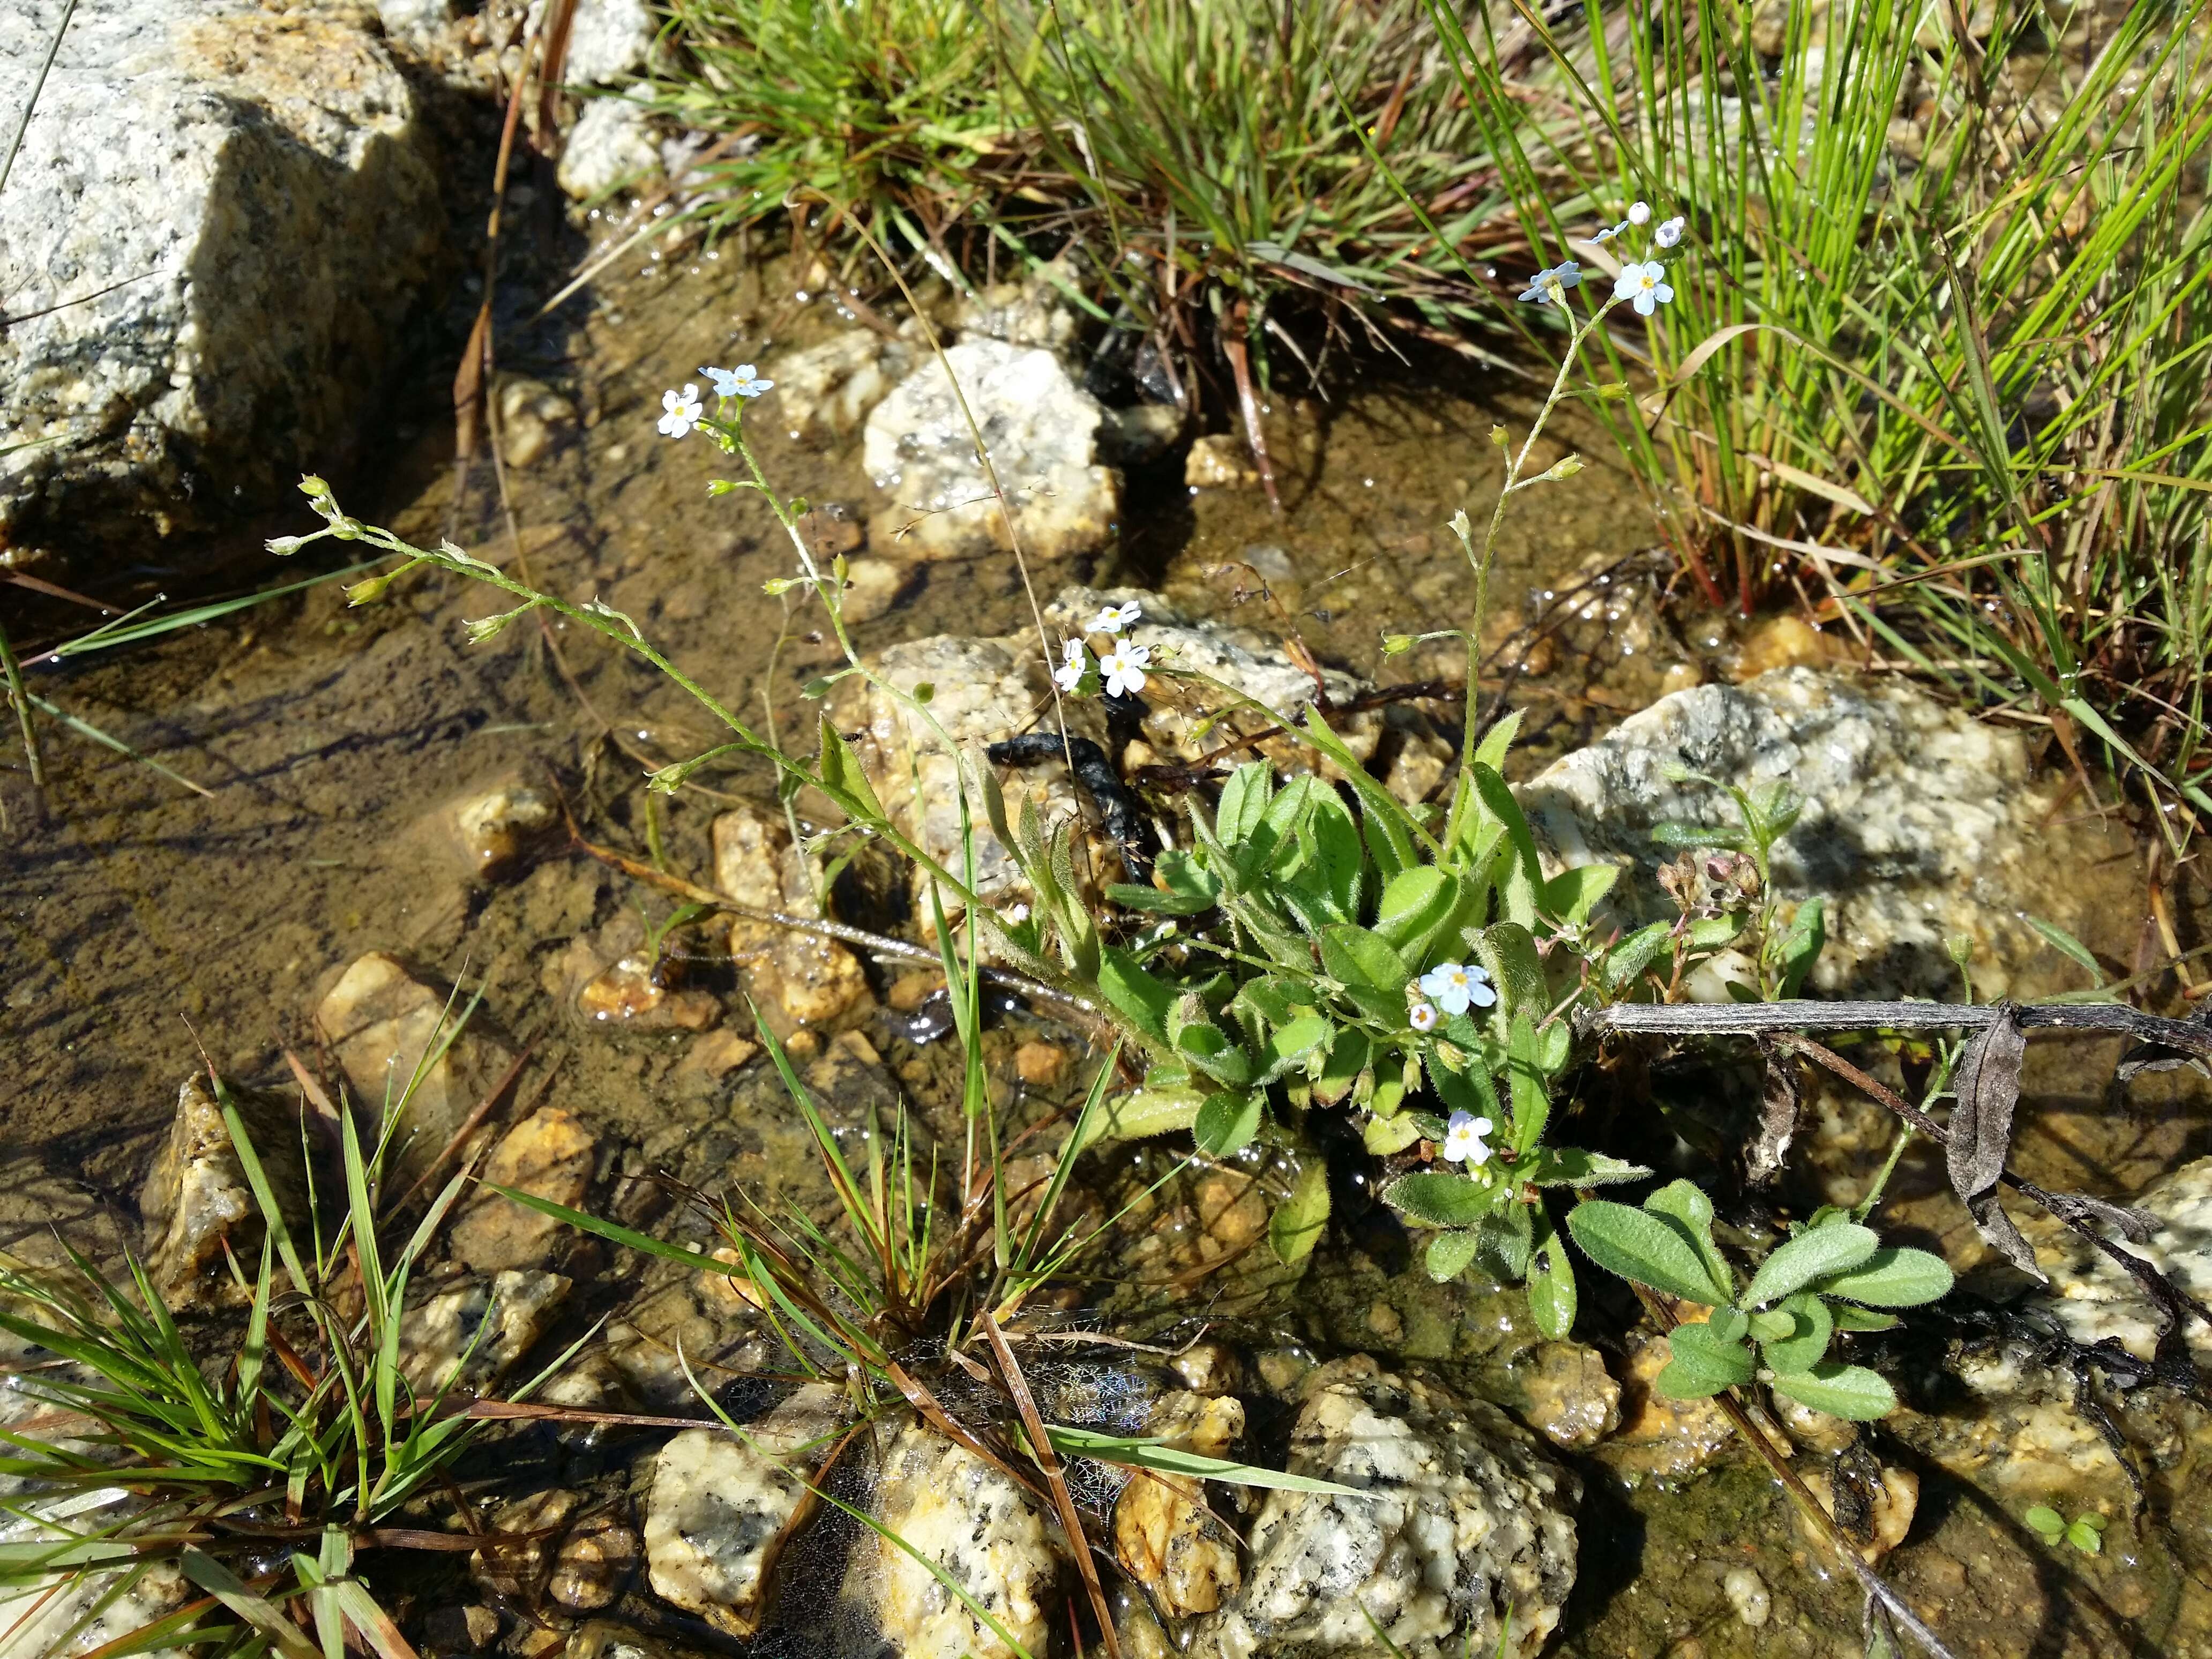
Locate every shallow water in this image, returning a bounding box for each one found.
[5,241,2211,1657]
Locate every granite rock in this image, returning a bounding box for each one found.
[863,339,1118,561]
[0,0,440,562]
[1518,667,2122,999]
[865,1418,1064,1659]
[1186,1357,1578,1659]
[642,1385,847,1638]
[398,1268,570,1395]
[557,89,659,201]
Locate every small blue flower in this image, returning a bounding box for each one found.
[1515,260,1583,304]
[701,363,774,399]
[1612,261,1675,316]
[1418,961,1497,1016]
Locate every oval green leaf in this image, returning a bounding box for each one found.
[1757,1291,1834,1376]
[1815,1246,1955,1308]
[1426,1230,1483,1283]
[1768,1361,1898,1421]
[1380,1170,1494,1230]
[1193,1090,1262,1156]
[1744,1222,1879,1310]
[1655,1319,1755,1399]
[1566,1199,1731,1306]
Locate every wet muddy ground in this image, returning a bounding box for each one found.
[7,236,2212,1657]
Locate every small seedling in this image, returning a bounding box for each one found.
[2025,1505,2108,1555]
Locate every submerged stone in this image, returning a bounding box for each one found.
[863,1418,1064,1659]
[642,1385,847,1638]
[1186,1357,1578,1659]
[139,1074,307,1312]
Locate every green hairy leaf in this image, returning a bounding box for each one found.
[1374,866,1454,950]
[1520,1147,1652,1187]
[1426,1230,1483,1282]
[1567,1194,1732,1307]
[1270,1161,1333,1266]
[1193,1090,1263,1156]
[1215,761,1275,846]
[1097,949,1178,1042]
[1655,1319,1755,1399]
[1743,1222,1879,1309]
[1815,1246,1955,1307]
[1320,924,1412,995]
[1757,1291,1835,1375]
[1768,1362,1897,1421]
[1528,1221,1578,1339]
[1380,1170,1495,1230]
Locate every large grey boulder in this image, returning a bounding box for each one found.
[0,0,440,563]
[1519,667,2123,1000]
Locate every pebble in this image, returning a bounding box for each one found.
[1113,1391,1245,1616]
[497,379,577,470]
[1511,1340,1623,1452]
[887,970,945,1012]
[549,1514,641,1611]
[1594,1334,1733,1478]
[470,1490,577,1600]
[448,1108,596,1273]
[1729,611,1833,680]
[839,556,913,623]
[1013,1040,1072,1088]
[576,952,722,1030]
[675,1028,761,1081]
[1722,1565,1771,1628]
[316,953,517,1183]
[452,782,558,878]
[1184,433,1260,488]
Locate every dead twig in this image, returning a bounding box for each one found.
[1580,997,2212,1063]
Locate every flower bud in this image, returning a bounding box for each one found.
[1382,634,1415,656]
[265,534,304,556]
[298,475,332,499]
[763,577,799,595]
[1543,454,1585,481]
[345,574,393,606]
[1489,424,1508,447]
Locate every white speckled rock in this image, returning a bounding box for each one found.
[865,1419,1064,1659]
[557,90,660,201]
[833,627,1122,918]
[863,339,1118,561]
[1517,667,2118,1000]
[773,330,921,439]
[2005,1154,2212,1365]
[398,1269,570,1395]
[559,0,657,85]
[642,1385,846,1638]
[1186,1357,1578,1659]
[0,0,440,561]
[0,1558,189,1659]
[1044,587,1378,774]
